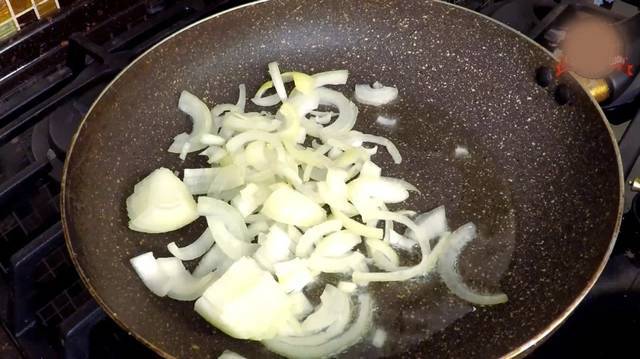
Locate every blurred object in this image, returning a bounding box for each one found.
[0,0,60,41]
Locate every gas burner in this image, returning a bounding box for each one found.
[31,84,107,181]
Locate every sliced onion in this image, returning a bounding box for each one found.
[183,168,218,195]
[197,196,248,241]
[208,164,246,194]
[208,219,257,259]
[337,281,357,293]
[264,293,373,358]
[300,285,349,333]
[274,258,315,292]
[308,251,367,274]
[199,146,228,164]
[269,62,288,101]
[437,223,508,305]
[375,116,397,127]
[365,238,400,271]
[230,183,270,217]
[130,252,172,296]
[313,230,361,257]
[254,225,292,271]
[312,70,349,87]
[262,187,327,227]
[371,328,387,348]
[193,245,231,277]
[317,88,358,135]
[289,291,314,320]
[218,350,246,359]
[332,207,383,239]
[354,82,398,106]
[348,131,401,164]
[222,112,280,132]
[236,84,246,113]
[156,257,216,301]
[405,205,448,243]
[127,168,198,233]
[167,91,213,157]
[167,229,215,261]
[295,219,343,257]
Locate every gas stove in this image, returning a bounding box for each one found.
[0,0,638,358]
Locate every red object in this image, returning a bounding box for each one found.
[555,58,568,77]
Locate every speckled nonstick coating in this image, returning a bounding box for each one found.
[61,0,624,358]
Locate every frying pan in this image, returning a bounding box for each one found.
[61,0,624,357]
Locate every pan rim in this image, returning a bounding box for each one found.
[60,1,625,358]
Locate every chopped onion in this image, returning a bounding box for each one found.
[156,257,216,301]
[264,293,373,358]
[230,183,270,217]
[289,291,314,320]
[437,223,508,305]
[208,219,257,259]
[332,208,383,239]
[275,258,316,293]
[317,88,358,135]
[371,328,387,348]
[313,230,361,257]
[218,350,246,359]
[337,281,357,293]
[375,116,397,127]
[167,90,213,156]
[197,196,248,241]
[195,257,294,340]
[295,219,343,257]
[167,229,215,261]
[348,131,401,164]
[236,84,246,113]
[308,252,367,274]
[354,82,398,106]
[254,225,292,271]
[454,145,471,159]
[193,244,231,277]
[269,62,288,101]
[312,70,349,87]
[262,187,327,227]
[130,252,172,296]
[365,238,400,271]
[127,168,198,233]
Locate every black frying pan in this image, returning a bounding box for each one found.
[61,0,624,357]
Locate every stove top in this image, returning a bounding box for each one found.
[0,0,638,358]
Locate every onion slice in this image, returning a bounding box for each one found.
[354,82,398,106]
[437,223,508,305]
[167,229,215,261]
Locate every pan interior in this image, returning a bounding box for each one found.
[62,0,621,357]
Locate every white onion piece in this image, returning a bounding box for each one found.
[200,134,225,146]
[365,238,400,271]
[197,197,248,241]
[353,230,450,284]
[289,291,314,320]
[252,93,281,107]
[167,90,213,156]
[274,258,316,293]
[375,116,397,127]
[222,112,280,132]
[300,285,348,333]
[437,223,508,305]
[167,229,215,261]
[332,208,383,239]
[313,230,361,257]
[348,131,401,164]
[193,245,231,277]
[225,130,281,153]
[236,84,246,113]
[316,88,358,135]
[199,146,228,164]
[264,294,373,358]
[247,221,269,238]
[208,219,257,259]
[196,257,293,340]
[254,225,292,271]
[212,103,241,117]
[127,168,198,233]
[405,205,448,243]
[293,72,315,94]
[295,219,343,257]
[269,62,288,101]
[348,177,413,204]
[308,252,367,274]
[262,187,326,227]
[183,168,217,195]
[130,252,172,296]
[230,183,270,217]
[208,164,246,194]
[354,82,398,106]
[218,350,246,359]
[156,257,215,301]
[312,70,349,87]
[337,281,357,293]
[371,328,387,348]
